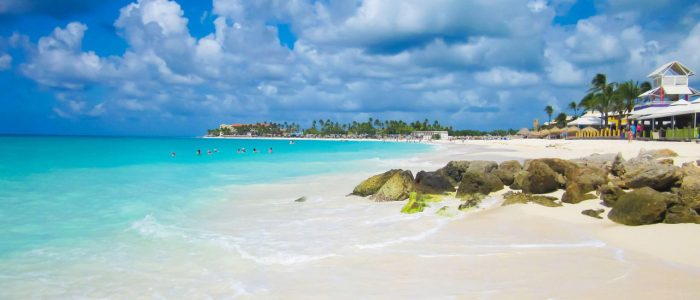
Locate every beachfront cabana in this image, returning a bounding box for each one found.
[638,100,700,139]
[568,115,602,127]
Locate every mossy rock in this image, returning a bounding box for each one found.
[421,194,445,203]
[466,160,499,174]
[400,192,427,214]
[501,191,561,207]
[414,171,455,194]
[598,182,625,207]
[562,182,598,204]
[493,160,522,186]
[565,165,608,193]
[458,195,484,211]
[436,161,471,186]
[352,169,401,196]
[581,209,605,219]
[679,175,700,210]
[608,187,669,226]
[521,161,561,194]
[456,170,504,199]
[663,204,700,224]
[435,206,458,217]
[371,170,414,202]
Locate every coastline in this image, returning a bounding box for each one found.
[199,138,700,297]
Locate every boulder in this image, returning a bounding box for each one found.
[621,159,682,191]
[458,197,482,211]
[565,165,608,193]
[294,196,307,203]
[611,153,625,177]
[466,160,499,174]
[572,153,618,171]
[678,175,700,211]
[492,160,522,186]
[521,161,561,194]
[456,170,504,199]
[562,182,598,204]
[352,169,401,196]
[501,191,561,207]
[400,192,427,214]
[436,161,471,185]
[581,209,605,219]
[597,182,625,207]
[664,204,700,224]
[510,170,528,190]
[371,170,414,202]
[534,158,580,176]
[414,171,455,194]
[608,187,670,226]
[638,148,678,159]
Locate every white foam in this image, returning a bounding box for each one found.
[354,219,448,249]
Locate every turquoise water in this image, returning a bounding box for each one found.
[0,136,429,257]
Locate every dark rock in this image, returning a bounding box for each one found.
[458,197,482,211]
[456,170,504,199]
[501,191,561,207]
[611,153,625,177]
[534,158,580,176]
[521,161,561,194]
[562,182,598,204]
[608,187,670,226]
[581,209,605,219]
[664,204,700,224]
[436,161,471,186]
[414,171,455,194]
[598,182,625,207]
[352,169,401,196]
[371,170,414,202]
[294,196,307,202]
[493,160,522,186]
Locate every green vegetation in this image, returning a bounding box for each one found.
[400,192,429,214]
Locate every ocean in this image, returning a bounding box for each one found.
[0,136,431,298]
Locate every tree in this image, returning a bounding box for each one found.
[544,105,554,125]
[587,73,617,127]
[567,101,579,117]
[555,112,568,128]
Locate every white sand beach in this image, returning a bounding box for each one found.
[200,138,700,298]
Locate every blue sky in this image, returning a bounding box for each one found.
[1,0,699,136]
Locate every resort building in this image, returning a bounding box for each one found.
[411,131,449,141]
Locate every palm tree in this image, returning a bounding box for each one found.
[555,112,568,128]
[587,73,617,127]
[567,101,579,117]
[544,105,554,125]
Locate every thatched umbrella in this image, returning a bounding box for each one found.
[517,128,530,136]
[549,127,562,136]
[582,126,597,133]
[567,126,580,133]
[538,129,550,138]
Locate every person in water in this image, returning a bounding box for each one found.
[213,148,219,153]
[268,147,273,154]
[207,150,212,155]
[196,149,201,155]
[253,148,258,153]
[289,140,294,145]
[171,152,176,157]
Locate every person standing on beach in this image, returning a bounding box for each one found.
[627,128,633,143]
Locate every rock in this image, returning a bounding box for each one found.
[414,171,455,194]
[466,160,499,174]
[510,170,528,190]
[371,170,414,202]
[400,192,427,214]
[656,158,674,165]
[352,169,401,196]
[621,159,682,191]
[458,197,482,211]
[597,182,625,207]
[456,170,504,199]
[572,153,618,171]
[608,187,670,226]
[565,165,608,193]
[581,209,605,219]
[663,204,700,224]
[679,175,700,210]
[534,158,580,176]
[562,182,598,204]
[681,163,700,177]
[501,191,561,207]
[294,196,307,202]
[493,160,522,186]
[521,161,561,194]
[611,153,625,177]
[436,161,471,185]
[435,206,458,217]
[638,148,678,159]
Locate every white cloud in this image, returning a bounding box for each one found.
[0,53,11,70]
[475,67,540,87]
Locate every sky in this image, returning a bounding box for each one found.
[1,0,699,136]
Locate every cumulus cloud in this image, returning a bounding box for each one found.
[10,0,700,133]
[0,53,11,70]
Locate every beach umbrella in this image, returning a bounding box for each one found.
[549,127,561,135]
[581,126,598,133]
[567,126,580,133]
[517,128,530,136]
[538,129,550,138]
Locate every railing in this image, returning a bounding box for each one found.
[660,76,688,86]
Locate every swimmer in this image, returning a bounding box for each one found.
[171,152,176,157]
[289,140,294,145]
[253,148,258,153]
[268,147,273,154]
[213,148,219,153]
[207,150,212,155]
[196,149,201,155]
